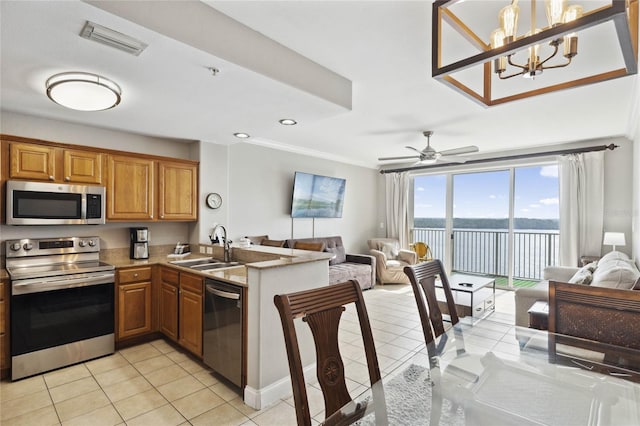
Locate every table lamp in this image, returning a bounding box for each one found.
[603,232,626,252]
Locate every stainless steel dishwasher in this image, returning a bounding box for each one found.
[203,279,243,388]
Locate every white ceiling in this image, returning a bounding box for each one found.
[1,1,637,169]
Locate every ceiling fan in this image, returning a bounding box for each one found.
[378,131,479,164]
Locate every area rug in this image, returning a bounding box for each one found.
[357,364,466,426]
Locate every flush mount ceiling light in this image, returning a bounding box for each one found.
[432,0,638,106]
[234,132,250,138]
[279,119,297,125]
[46,72,122,111]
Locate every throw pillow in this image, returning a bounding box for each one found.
[260,239,286,247]
[326,245,346,266]
[582,261,598,273]
[381,242,399,259]
[599,250,630,263]
[591,260,640,289]
[294,241,326,252]
[568,268,593,285]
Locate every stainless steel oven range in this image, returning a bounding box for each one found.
[5,236,115,380]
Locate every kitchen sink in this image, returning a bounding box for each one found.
[169,257,214,267]
[169,258,240,271]
[189,261,241,270]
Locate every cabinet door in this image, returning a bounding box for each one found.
[0,279,7,378]
[9,143,56,181]
[118,282,152,339]
[179,289,203,356]
[160,282,179,341]
[63,149,103,184]
[158,161,198,221]
[107,155,155,220]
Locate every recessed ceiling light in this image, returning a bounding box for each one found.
[279,119,297,126]
[234,132,250,138]
[46,72,121,111]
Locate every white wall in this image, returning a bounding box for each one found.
[226,143,380,253]
[602,137,634,258]
[631,80,640,266]
[0,111,194,249]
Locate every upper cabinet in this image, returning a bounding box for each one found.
[9,143,56,181]
[8,142,104,184]
[1,136,199,223]
[158,161,198,221]
[107,155,155,221]
[63,149,103,184]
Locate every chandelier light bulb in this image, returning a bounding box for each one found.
[499,4,520,42]
[545,0,568,27]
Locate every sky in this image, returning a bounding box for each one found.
[414,165,559,219]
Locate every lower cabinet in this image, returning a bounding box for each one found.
[117,267,152,340]
[159,267,179,341]
[116,265,203,357]
[179,272,203,357]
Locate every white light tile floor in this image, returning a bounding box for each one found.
[0,286,517,425]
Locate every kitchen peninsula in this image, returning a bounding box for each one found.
[102,243,333,410]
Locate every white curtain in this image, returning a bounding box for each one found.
[385,172,410,248]
[558,152,604,266]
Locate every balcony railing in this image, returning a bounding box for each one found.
[412,228,559,281]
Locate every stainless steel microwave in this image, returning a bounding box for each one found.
[6,180,106,225]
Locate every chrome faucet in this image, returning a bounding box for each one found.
[211,224,231,262]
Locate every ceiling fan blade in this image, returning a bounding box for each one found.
[378,155,420,161]
[405,146,424,155]
[439,145,479,156]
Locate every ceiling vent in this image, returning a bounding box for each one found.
[80,21,147,56]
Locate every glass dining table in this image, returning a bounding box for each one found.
[323,320,640,426]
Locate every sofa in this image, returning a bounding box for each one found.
[367,238,418,284]
[515,251,640,329]
[284,236,376,290]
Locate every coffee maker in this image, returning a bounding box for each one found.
[129,227,149,259]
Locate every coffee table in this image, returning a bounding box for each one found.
[435,273,496,325]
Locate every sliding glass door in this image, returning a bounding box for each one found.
[412,164,559,288]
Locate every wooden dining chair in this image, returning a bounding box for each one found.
[274,280,381,426]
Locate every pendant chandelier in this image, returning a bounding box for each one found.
[432,0,638,106]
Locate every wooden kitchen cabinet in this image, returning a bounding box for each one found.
[159,267,179,341]
[117,267,152,340]
[179,272,203,357]
[63,149,103,184]
[107,155,155,221]
[158,161,198,221]
[9,142,56,181]
[8,142,103,184]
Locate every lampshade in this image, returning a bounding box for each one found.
[603,232,626,247]
[46,72,121,111]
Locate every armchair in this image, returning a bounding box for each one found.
[367,238,418,284]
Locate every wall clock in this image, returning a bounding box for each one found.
[205,192,222,209]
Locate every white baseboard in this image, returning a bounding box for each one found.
[243,363,317,410]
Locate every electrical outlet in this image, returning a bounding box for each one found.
[199,246,206,254]
[206,247,213,254]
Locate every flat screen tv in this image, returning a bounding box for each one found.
[291,172,346,218]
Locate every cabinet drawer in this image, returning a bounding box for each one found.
[180,273,203,295]
[161,267,179,286]
[119,267,152,284]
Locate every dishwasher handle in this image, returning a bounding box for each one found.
[206,285,240,300]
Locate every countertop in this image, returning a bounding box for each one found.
[1,243,332,286]
[99,243,332,287]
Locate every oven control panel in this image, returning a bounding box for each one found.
[6,236,101,258]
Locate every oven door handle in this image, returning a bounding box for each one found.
[12,273,115,295]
